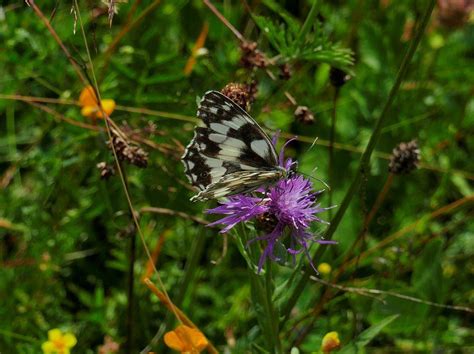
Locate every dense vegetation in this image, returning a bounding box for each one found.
[1,0,473,353]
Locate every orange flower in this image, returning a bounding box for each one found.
[164,325,208,353]
[79,85,115,119]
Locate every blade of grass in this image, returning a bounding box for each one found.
[280,0,437,325]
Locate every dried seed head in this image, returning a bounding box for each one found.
[97,162,115,179]
[108,133,149,168]
[278,63,292,80]
[255,212,278,234]
[388,140,420,175]
[437,0,473,29]
[329,67,351,88]
[240,41,268,69]
[294,106,315,125]
[221,82,258,112]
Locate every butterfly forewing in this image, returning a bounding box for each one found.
[182,90,284,201]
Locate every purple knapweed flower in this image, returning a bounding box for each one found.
[207,171,335,272]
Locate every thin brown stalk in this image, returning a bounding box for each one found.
[345,194,474,268]
[140,207,210,226]
[0,94,76,105]
[203,0,245,42]
[26,101,102,131]
[310,276,474,313]
[74,0,184,331]
[143,278,219,354]
[27,0,88,84]
[3,95,473,181]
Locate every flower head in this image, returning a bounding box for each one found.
[79,85,116,119]
[42,329,77,354]
[164,325,208,353]
[208,171,334,272]
[321,331,341,353]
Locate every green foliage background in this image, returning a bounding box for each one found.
[1,0,473,353]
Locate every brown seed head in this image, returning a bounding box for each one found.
[437,0,474,29]
[108,132,149,168]
[97,162,116,179]
[388,140,421,175]
[221,82,258,112]
[240,41,269,69]
[278,63,292,80]
[294,106,315,125]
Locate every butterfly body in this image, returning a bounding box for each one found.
[182,91,285,201]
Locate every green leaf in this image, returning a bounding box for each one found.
[340,315,399,353]
[411,238,446,302]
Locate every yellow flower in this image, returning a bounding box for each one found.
[321,331,340,353]
[164,325,208,353]
[79,85,116,119]
[317,262,332,275]
[42,329,77,354]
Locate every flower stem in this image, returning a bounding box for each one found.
[280,0,437,324]
[328,87,339,219]
[237,225,282,353]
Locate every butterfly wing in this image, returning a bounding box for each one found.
[182,91,282,201]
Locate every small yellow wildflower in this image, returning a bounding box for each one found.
[321,331,340,353]
[164,325,208,353]
[42,328,77,354]
[317,262,332,275]
[79,85,116,119]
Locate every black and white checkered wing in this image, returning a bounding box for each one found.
[181,91,283,201]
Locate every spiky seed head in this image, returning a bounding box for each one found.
[388,140,420,175]
[294,106,315,125]
[221,82,257,112]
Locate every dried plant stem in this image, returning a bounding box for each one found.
[307,276,474,312]
[345,193,474,268]
[26,101,102,131]
[281,0,437,325]
[203,0,244,42]
[140,207,210,226]
[3,94,472,182]
[27,1,88,84]
[143,278,219,354]
[72,0,184,333]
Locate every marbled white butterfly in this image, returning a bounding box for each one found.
[182,90,286,201]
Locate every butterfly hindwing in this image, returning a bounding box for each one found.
[182,90,285,201]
